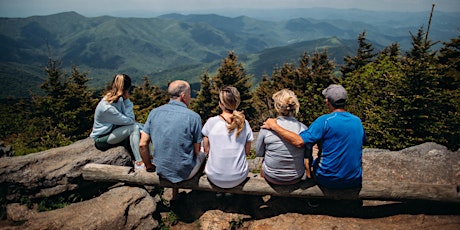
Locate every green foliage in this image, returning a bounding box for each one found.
[37,197,72,212]
[343,55,408,149]
[131,76,169,123]
[253,50,336,127]
[190,70,216,124]
[341,31,378,77]
[1,24,459,156]
[437,35,460,149]
[342,28,460,151]
[247,148,257,160]
[160,210,179,229]
[229,216,245,229]
[1,58,96,154]
[195,51,256,124]
[251,75,276,129]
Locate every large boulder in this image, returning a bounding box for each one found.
[0,138,133,201]
[6,186,159,230]
[362,142,460,185]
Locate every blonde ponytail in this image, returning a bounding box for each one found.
[219,86,245,137]
[228,110,245,138]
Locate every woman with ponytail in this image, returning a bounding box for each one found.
[90,74,143,170]
[256,89,309,185]
[202,86,253,189]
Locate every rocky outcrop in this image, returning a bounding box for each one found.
[0,137,459,229]
[0,138,132,201]
[5,186,159,230]
[362,142,460,185]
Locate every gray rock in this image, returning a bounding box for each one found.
[10,186,158,230]
[362,142,460,185]
[0,138,133,201]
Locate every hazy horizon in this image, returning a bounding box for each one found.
[1,0,459,18]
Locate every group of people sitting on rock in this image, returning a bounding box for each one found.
[90,74,366,200]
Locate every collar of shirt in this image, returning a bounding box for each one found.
[169,99,187,108]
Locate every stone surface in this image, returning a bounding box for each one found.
[6,203,37,222]
[0,138,133,201]
[362,142,460,184]
[1,138,460,229]
[7,186,158,230]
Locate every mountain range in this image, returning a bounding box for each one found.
[0,9,458,99]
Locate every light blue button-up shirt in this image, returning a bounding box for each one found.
[143,100,202,183]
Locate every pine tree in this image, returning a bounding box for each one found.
[17,58,96,151]
[32,58,73,148]
[378,43,401,63]
[190,70,215,124]
[211,51,255,121]
[340,31,377,77]
[307,50,336,121]
[436,34,460,150]
[63,66,96,139]
[131,76,168,123]
[271,62,297,92]
[252,74,276,129]
[343,55,408,149]
[401,25,448,147]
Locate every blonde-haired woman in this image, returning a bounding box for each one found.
[256,89,309,185]
[90,74,143,169]
[202,86,253,188]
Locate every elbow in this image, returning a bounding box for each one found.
[293,140,305,148]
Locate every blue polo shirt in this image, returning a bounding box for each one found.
[143,100,202,183]
[300,111,366,189]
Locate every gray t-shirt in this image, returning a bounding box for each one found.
[256,116,307,182]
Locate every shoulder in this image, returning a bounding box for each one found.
[348,112,362,120]
[188,109,202,121]
[97,99,114,111]
[244,119,252,128]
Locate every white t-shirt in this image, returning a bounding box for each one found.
[202,116,253,188]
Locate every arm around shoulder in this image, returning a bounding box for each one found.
[261,118,304,148]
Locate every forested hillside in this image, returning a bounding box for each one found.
[0,9,458,98]
[0,8,458,155]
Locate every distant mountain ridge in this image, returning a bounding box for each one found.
[0,9,458,99]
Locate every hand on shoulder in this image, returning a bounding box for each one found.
[261,118,278,130]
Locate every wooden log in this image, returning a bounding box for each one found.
[82,163,460,202]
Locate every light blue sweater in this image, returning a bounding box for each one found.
[90,97,135,138]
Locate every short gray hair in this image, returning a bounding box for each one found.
[168,80,189,99]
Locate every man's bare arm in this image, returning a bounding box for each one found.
[194,142,201,155]
[261,118,305,148]
[139,131,155,172]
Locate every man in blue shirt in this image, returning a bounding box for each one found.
[261,84,366,191]
[139,80,205,199]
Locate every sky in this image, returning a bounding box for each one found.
[0,0,459,18]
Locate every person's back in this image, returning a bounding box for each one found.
[305,111,364,189]
[147,100,202,182]
[202,86,253,188]
[203,117,252,188]
[299,84,365,189]
[139,80,205,187]
[256,89,308,185]
[90,74,143,169]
